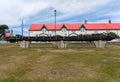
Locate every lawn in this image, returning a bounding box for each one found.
[0,43,120,82]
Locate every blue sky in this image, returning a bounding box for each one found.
[0,0,120,36]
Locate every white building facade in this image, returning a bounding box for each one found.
[29,22,120,37]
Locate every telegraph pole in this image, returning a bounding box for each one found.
[54,10,56,37]
[22,19,23,38]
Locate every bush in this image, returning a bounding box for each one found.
[107,32,119,38]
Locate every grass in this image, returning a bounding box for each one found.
[0,43,120,82]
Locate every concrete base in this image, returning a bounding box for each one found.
[94,40,106,48]
[57,41,67,49]
[19,41,31,48]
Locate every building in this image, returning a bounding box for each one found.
[29,20,120,37]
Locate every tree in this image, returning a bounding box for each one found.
[0,25,9,34]
[15,34,22,38]
[0,25,8,30]
[0,25,9,40]
[107,32,119,39]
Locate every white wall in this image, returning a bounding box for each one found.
[29,30,120,37]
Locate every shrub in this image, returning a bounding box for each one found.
[107,32,119,38]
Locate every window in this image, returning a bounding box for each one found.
[42,28,46,33]
[72,30,76,33]
[106,30,110,33]
[52,31,55,34]
[62,27,66,32]
[94,30,98,34]
[81,27,85,32]
[36,34,38,37]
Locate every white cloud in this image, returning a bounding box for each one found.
[0,0,111,25]
[32,0,112,23]
[0,0,119,35]
[0,0,48,26]
[49,0,110,14]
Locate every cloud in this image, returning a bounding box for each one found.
[0,0,48,26]
[49,0,110,14]
[30,0,112,23]
[0,0,119,35]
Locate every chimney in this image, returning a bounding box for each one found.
[109,20,111,24]
[84,20,87,24]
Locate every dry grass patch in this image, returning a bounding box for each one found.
[0,55,28,79]
[24,54,59,80]
[111,57,120,62]
[50,49,76,53]
[24,54,98,80]
[0,43,120,82]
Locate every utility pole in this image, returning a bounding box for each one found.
[54,10,56,37]
[22,19,23,38]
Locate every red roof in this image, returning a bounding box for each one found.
[29,23,120,31]
[29,24,43,31]
[110,23,120,29]
[5,33,11,37]
[84,23,120,30]
[29,24,82,31]
[45,24,63,30]
[64,24,82,30]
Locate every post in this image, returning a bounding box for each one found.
[57,40,67,49]
[54,10,56,37]
[19,41,31,48]
[22,19,24,39]
[94,40,107,48]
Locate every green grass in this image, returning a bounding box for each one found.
[0,43,120,82]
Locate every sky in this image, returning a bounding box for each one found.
[0,0,120,36]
